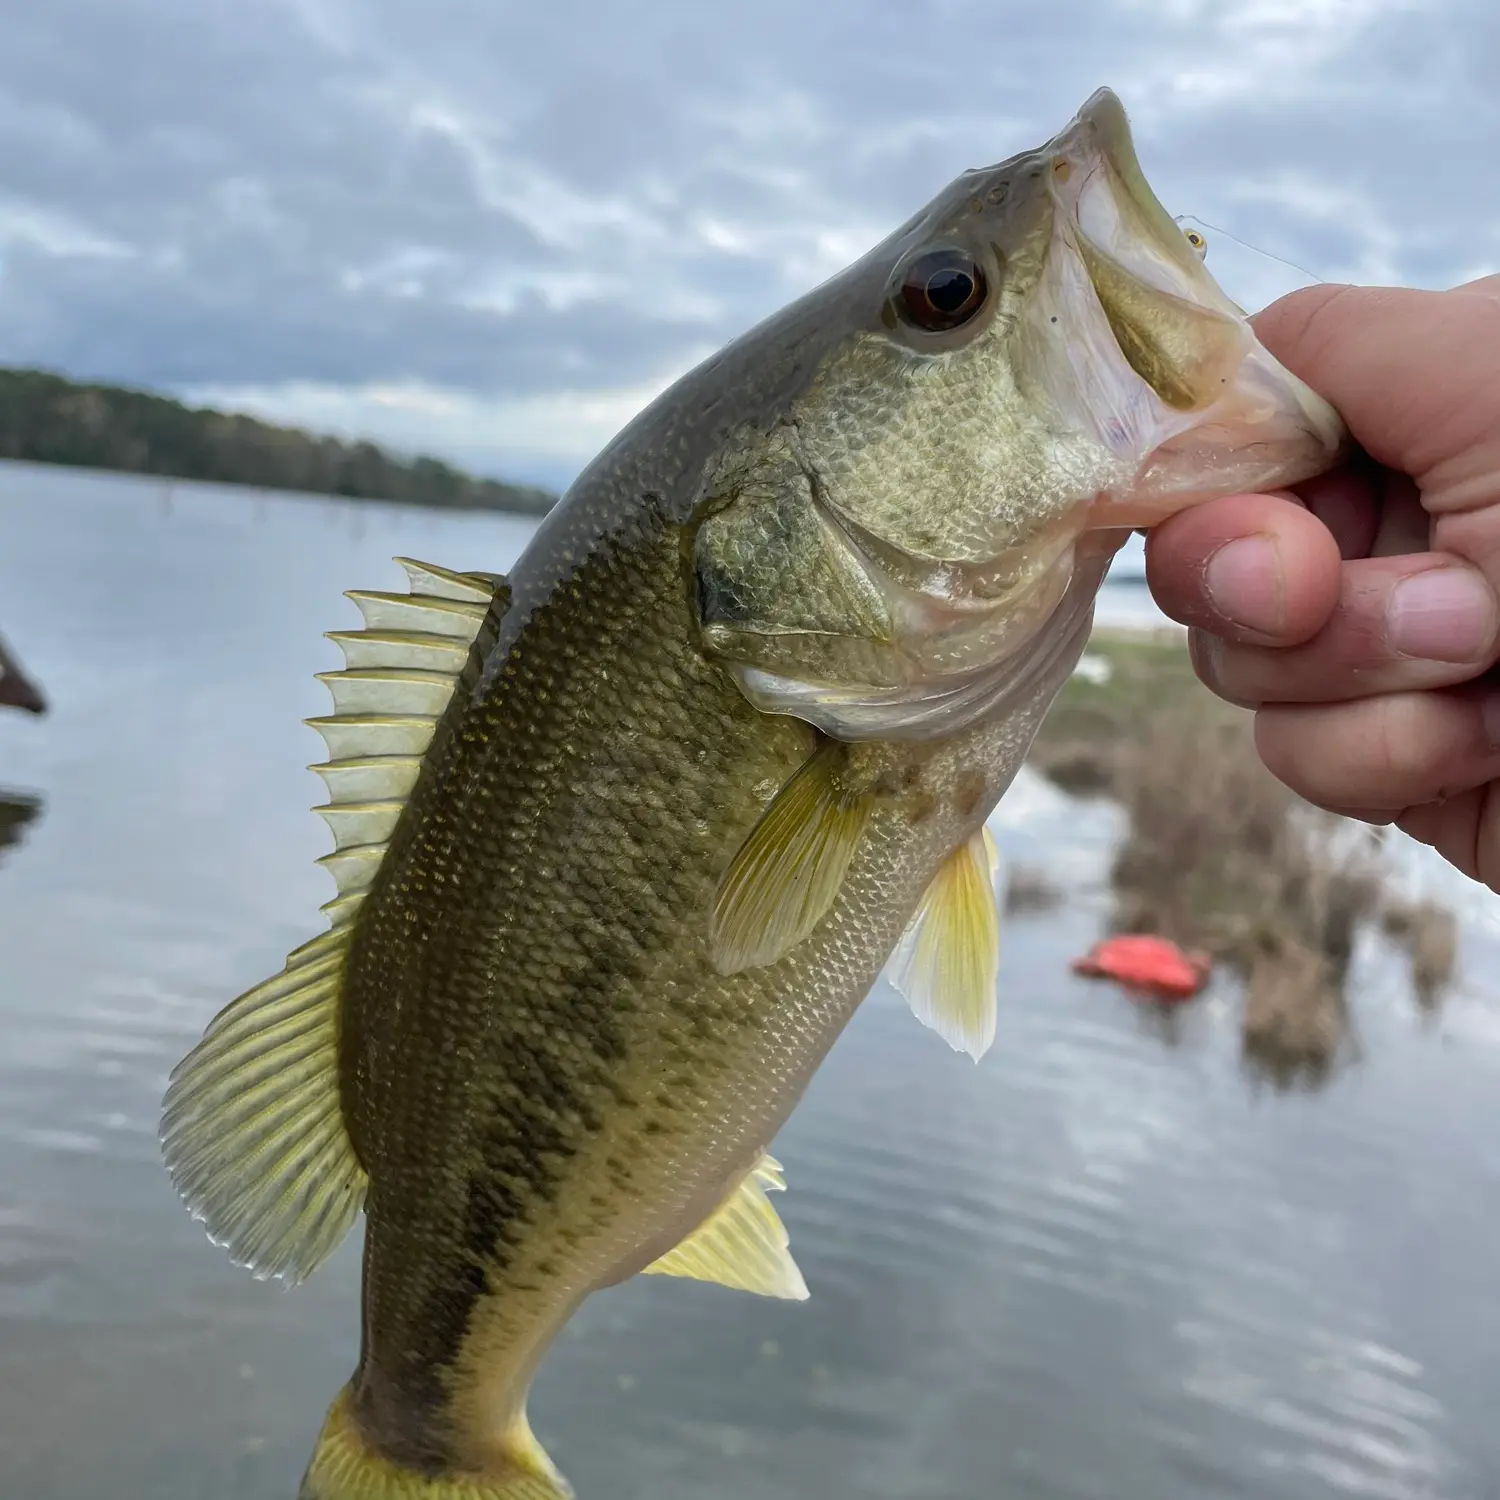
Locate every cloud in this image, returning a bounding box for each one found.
[0,0,1492,486]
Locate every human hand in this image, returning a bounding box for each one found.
[1144,276,1500,889]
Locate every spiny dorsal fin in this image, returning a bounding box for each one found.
[887,826,1004,1062]
[642,1153,809,1300]
[710,745,871,975]
[309,557,507,926]
[159,558,505,1285]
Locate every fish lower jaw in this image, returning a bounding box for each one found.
[1086,395,1349,529]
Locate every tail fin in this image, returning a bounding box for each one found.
[300,1387,573,1500]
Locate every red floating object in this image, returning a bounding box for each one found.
[1070,934,1212,1002]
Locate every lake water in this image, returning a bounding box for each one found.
[3,459,1500,1500]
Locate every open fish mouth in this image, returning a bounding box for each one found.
[1034,88,1347,526]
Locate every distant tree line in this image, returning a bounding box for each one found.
[0,368,558,515]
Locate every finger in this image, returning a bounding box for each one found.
[1253,686,1500,811]
[1368,471,1432,557]
[1294,463,1382,559]
[1251,284,1500,492]
[1397,787,1500,892]
[1318,806,1399,826]
[1145,492,1342,646]
[1455,273,1500,297]
[1188,554,1500,705]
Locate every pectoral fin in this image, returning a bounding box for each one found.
[887,826,1004,1062]
[642,1153,809,1301]
[710,745,870,975]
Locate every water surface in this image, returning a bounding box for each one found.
[2,461,1499,1499]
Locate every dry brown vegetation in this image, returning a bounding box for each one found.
[1004,864,1064,915]
[1382,900,1459,1014]
[1028,628,1454,1087]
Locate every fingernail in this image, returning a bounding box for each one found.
[1204,536,1281,633]
[1387,569,1497,663]
[1187,628,1222,688]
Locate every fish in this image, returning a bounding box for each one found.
[159,87,1345,1500]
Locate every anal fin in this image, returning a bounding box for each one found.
[642,1153,809,1301]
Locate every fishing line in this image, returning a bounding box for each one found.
[1175,214,1328,285]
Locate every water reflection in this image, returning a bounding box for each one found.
[1032,635,1463,1096]
[1,461,1499,1499]
[0,788,42,863]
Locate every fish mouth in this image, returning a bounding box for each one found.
[1032,88,1347,527]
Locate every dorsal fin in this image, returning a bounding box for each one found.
[642,1153,809,1300]
[309,558,507,926]
[160,558,505,1284]
[161,929,363,1284]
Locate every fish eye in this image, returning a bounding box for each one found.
[1183,227,1208,260]
[894,247,989,333]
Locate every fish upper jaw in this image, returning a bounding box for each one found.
[1030,89,1349,529]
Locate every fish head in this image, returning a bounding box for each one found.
[692,88,1346,740]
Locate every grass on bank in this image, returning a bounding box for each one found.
[1027,627,1456,1087]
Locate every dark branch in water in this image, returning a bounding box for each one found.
[0,367,558,515]
[0,633,46,715]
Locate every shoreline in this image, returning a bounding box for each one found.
[0,454,559,518]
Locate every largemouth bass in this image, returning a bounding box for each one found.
[161,89,1345,1500]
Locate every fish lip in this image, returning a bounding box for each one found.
[1041,89,1236,318]
[1028,89,1348,521]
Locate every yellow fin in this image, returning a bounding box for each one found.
[160,928,365,1284]
[300,1386,571,1499]
[642,1153,809,1301]
[393,555,497,604]
[307,715,441,761]
[161,558,505,1285]
[314,800,406,851]
[316,667,464,718]
[710,747,870,975]
[344,590,490,637]
[887,826,1003,1062]
[326,629,473,674]
[318,843,387,899]
[310,756,424,806]
[307,557,504,920]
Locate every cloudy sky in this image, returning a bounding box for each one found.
[0,0,1494,491]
